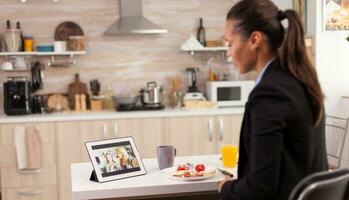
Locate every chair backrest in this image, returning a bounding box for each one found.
[288,169,349,200]
[325,116,349,168]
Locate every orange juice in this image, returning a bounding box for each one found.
[221,144,238,168]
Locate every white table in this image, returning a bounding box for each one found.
[71,154,237,200]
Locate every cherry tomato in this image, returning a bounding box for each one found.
[177,164,188,171]
[183,171,191,177]
[195,164,205,172]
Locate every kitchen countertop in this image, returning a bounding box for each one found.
[0,107,244,124]
[71,154,236,200]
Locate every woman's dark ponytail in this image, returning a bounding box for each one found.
[280,10,324,125]
[227,1,324,125]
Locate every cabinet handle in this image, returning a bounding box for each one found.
[18,169,42,174]
[102,124,108,139]
[18,190,43,196]
[219,118,224,141]
[208,118,213,142]
[112,123,118,137]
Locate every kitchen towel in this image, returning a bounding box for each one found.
[25,126,42,170]
[14,126,27,170]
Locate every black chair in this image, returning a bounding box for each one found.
[288,169,349,200]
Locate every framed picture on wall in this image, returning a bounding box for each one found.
[324,0,349,32]
[293,0,308,33]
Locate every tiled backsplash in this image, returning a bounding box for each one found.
[0,0,255,114]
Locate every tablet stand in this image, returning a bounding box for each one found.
[89,170,98,182]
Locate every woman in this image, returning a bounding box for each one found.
[218,1,328,200]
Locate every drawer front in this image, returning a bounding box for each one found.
[1,186,58,200]
[1,165,57,188]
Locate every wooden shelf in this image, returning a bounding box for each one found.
[0,51,86,56]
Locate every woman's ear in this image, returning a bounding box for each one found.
[249,31,263,50]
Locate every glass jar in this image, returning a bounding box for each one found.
[68,36,85,51]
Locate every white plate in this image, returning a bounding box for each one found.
[161,166,217,181]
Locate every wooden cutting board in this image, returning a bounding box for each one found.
[68,73,90,110]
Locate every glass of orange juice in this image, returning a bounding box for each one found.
[221,143,238,168]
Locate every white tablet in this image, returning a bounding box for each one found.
[85,136,146,182]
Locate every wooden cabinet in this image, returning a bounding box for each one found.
[56,120,109,200]
[0,113,242,200]
[56,118,164,200]
[110,118,164,159]
[0,123,57,200]
[164,116,216,156]
[164,114,243,156]
[215,115,243,153]
[2,186,58,200]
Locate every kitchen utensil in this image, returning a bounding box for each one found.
[32,95,44,114]
[14,56,27,69]
[4,29,20,52]
[0,61,14,70]
[89,79,100,96]
[68,73,90,110]
[186,68,200,93]
[139,81,163,106]
[24,35,33,52]
[31,61,44,92]
[68,35,85,51]
[47,93,69,112]
[0,33,7,52]
[113,95,139,106]
[54,41,67,52]
[54,21,84,41]
[216,168,234,178]
[3,76,32,115]
[36,45,54,52]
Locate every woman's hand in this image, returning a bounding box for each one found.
[218,176,234,192]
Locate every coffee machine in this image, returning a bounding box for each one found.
[3,77,32,115]
[183,68,206,101]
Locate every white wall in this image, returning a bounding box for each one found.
[315,1,349,168]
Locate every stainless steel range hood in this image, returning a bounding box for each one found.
[105,0,168,35]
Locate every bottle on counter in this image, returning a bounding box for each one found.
[197,18,206,47]
[16,21,24,51]
[6,20,11,30]
[75,94,81,112]
[80,94,87,111]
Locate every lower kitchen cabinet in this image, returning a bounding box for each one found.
[2,186,58,200]
[56,118,164,200]
[164,116,216,156]
[164,114,243,156]
[0,123,57,200]
[0,113,242,200]
[110,118,165,159]
[215,115,243,153]
[56,120,110,200]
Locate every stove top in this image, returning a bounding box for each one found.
[116,104,165,112]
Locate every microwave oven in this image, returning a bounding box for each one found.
[206,81,255,107]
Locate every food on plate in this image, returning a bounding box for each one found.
[195,164,205,172]
[172,163,216,178]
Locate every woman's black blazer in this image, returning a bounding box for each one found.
[220,58,328,200]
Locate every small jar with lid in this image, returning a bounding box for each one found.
[68,36,85,51]
[24,34,34,52]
